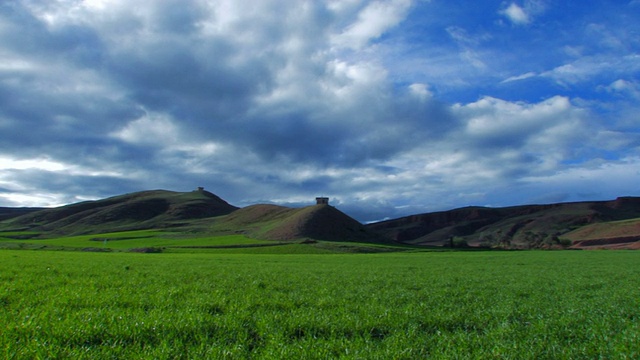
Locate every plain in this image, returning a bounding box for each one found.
[1,249,639,359]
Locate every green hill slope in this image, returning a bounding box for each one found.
[3,189,238,235]
[2,189,640,249]
[0,207,43,221]
[215,204,389,243]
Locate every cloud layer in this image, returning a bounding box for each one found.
[1,0,639,221]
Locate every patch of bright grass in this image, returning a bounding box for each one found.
[0,231,270,251]
[0,250,638,358]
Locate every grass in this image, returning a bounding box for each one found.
[0,230,272,251]
[1,250,638,358]
[0,229,414,253]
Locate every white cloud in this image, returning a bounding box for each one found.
[541,55,640,86]
[521,157,640,196]
[501,3,530,25]
[501,71,537,83]
[455,96,578,142]
[332,0,413,49]
[111,112,181,146]
[500,1,547,26]
[0,156,67,172]
[0,156,122,178]
[0,192,67,208]
[0,0,638,222]
[409,83,432,99]
[604,79,640,98]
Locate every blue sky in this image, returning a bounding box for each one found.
[0,0,639,222]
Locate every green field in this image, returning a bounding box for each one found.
[0,231,272,251]
[1,249,638,359]
[0,229,414,254]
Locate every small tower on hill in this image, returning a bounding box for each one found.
[316,197,329,205]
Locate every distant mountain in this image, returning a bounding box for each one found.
[2,189,238,235]
[366,197,640,249]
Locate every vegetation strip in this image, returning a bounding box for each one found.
[1,250,638,358]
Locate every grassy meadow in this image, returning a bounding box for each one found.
[0,230,270,251]
[1,249,639,359]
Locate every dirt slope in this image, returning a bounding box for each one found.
[563,218,640,249]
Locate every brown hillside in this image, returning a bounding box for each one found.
[218,204,388,243]
[264,204,384,242]
[222,204,293,225]
[366,197,640,249]
[563,218,640,249]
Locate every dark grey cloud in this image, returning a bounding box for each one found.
[0,1,639,222]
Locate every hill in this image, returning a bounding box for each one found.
[366,197,640,249]
[2,189,640,249]
[216,203,388,243]
[562,218,640,249]
[0,207,44,221]
[0,190,388,245]
[2,189,238,235]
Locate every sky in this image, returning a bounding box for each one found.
[0,0,639,222]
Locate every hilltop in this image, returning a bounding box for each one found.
[1,189,640,249]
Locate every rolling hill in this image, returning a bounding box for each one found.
[0,189,388,244]
[216,203,388,243]
[0,207,43,221]
[1,189,640,249]
[365,197,640,249]
[2,189,238,235]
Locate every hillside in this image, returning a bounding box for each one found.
[215,203,389,243]
[366,197,640,249]
[562,218,640,249]
[2,189,640,249]
[0,190,388,244]
[0,207,43,221]
[2,189,238,235]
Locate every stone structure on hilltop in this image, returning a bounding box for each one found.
[316,197,329,205]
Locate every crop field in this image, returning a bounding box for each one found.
[0,229,412,254]
[0,231,274,251]
[1,249,639,359]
